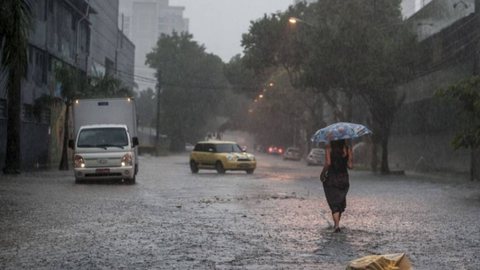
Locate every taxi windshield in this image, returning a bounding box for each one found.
[216,144,242,153]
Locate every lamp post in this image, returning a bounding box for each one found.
[288,17,316,28]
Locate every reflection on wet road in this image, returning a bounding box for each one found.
[0,153,479,269]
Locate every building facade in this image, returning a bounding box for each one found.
[118,0,189,91]
[0,0,135,170]
[390,0,479,175]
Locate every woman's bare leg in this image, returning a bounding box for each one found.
[332,212,341,231]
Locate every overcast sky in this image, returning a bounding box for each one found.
[170,0,294,62]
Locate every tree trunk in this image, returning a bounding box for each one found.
[370,141,378,172]
[380,135,390,174]
[344,91,353,122]
[3,66,22,174]
[470,147,475,181]
[59,102,69,170]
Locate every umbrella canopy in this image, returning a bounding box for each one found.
[311,122,372,143]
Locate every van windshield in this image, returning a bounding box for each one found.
[77,128,128,148]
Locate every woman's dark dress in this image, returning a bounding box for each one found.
[323,146,350,213]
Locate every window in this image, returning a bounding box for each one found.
[77,128,128,148]
[23,104,34,122]
[216,144,242,153]
[41,108,50,124]
[105,58,114,76]
[193,144,204,152]
[206,144,216,152]
[34,49,46,85]
[0,99,7,119]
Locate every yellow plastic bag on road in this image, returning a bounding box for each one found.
[346,253,412,270]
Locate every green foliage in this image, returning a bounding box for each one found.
[86,74,133,98]
[135,88,157,127]
[241,0,417,173]
[0,0,32,70]
[146,32,228,150]
[436,76,480,150]
[55,64,134,102]
[1,0,32,174]
[224,54,268,99]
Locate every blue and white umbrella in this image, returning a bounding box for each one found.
[311,122,372,143]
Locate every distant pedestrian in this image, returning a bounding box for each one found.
[320,139,353,233]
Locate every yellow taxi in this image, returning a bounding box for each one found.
[189,140,256,174]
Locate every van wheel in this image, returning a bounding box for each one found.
[246,169,254,174]
[190,160,199,173]
[215,161,225,174]
[127,176,136,185]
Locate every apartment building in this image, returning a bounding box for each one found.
[0,0,135,170]
[119,0,189,91]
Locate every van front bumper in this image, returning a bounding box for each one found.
[74,166,134,180]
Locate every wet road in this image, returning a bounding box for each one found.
[1,153,479,269]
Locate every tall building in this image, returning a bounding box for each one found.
[119,0,189,91]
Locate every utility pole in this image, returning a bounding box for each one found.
[155,71,162,156]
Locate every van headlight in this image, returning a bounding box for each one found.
[248,154,255,161]
[74,155,85,168]
[121,153,133,167]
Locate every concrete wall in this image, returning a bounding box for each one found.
[390,3,479,176]
[89,0,119,76]
[116,31,135,89]
[89,0,135,89]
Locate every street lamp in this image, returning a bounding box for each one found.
[288,17,298,25]
[288,16,315,28]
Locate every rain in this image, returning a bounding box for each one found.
[1,0,479,269]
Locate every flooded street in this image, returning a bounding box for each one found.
[1,153,479,269]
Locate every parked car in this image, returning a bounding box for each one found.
[267,145,284,155]
[283,147,302,161]
[306,148,325,166]
[185,143,195,151]
[190,140,257,174]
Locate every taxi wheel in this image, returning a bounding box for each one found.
[246,169,254,174]
[190,160,199,173]
[215,161,225,174]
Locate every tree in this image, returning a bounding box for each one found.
[135,88,157,128]
[146,32,228,151]
[224,54,268,99]
[55,65,85,170]
[436,76,480,181]
[55,64,134,170]
[241,0,417,173]
[0,0,32,174]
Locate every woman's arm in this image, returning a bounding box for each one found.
[325,145,331,167]
[347,147,353,169]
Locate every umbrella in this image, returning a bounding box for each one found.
[311,122,372,143]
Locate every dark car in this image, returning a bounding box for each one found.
[267,145,284,155]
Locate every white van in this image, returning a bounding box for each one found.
[69,98,139,184]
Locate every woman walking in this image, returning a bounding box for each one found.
[321,139,353,233]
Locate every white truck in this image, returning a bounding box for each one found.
[68,98,139,184]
